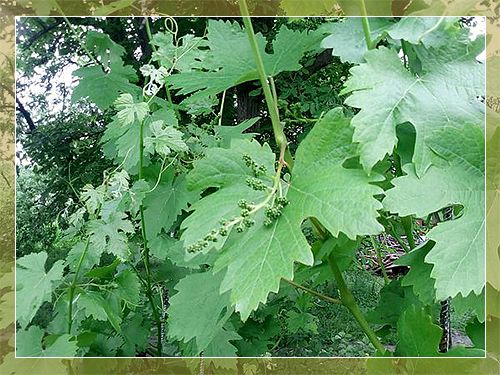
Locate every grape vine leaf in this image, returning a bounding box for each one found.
[78,291,109,321]
[144,120,188,157]
[65,240,100,275]
[384,126,485,300]
[88,211,135,261]
[196,109,383,320]
[72,61,139,111]
[113,269,141,306]
[121,313,151,356]
[453,290,485,323]
[167,271,233,353]
[17,326,78,357]
[143,168,200,239]
[168,20,321,106]
[286,310,318,334]
[367,279,422,328]
[386,17,462,48]
[341,46,483,176]
[16,252,65,329]
[114,94,149,126]
[77,291,123,332]
[321,18,395,63]
[203,324,241,359]
[395,241,436,305]
[395,305,442,356]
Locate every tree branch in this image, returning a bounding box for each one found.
[21,19,64,50]
[16,97,36,132]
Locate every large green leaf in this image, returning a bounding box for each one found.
[87,211,135,261]
[341,46,483,175]
[167,271,233,353]
[17,326,78,357]
[72,62,139,111]
[386,17,462,48]
[384,126,484,300]
[286,108,384,239]
[321,18,395,63]
[205,109,383,320]
[16,252,65,329]
[168,20,321,106]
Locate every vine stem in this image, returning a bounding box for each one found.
[67,237,90,334]
[328,253,386,353]
[282,278,342,305]
[139,118,163,357]
[239,0,294,169]
[360,0,374,50]
[239,0,384,354]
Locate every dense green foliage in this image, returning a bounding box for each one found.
[15,13,485,362]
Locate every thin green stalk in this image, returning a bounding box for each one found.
[370,236,389,285]
[239,0,293,168]
[401,216,416,250]
[68,237,90,334]
[282,278,342,305]
[328,254,386,353]
[360,1,374,50]
[138,118,163,356]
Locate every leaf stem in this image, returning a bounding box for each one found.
[328,253,386,353]
[401,216,416,250]
[282,278,342,305]
[138,118,163,357]
[67,237,90,334]
[370,236,389,285]
[239,0,293,169]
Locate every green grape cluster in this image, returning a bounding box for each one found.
[187,228,219,253]
[242,153,267,177]
[246,177,267,191]
[264,197,290,226]
[237,199,256,232]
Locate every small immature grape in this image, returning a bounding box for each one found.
[243,218,255,228]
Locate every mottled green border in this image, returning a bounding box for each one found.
[0,0,498,374]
